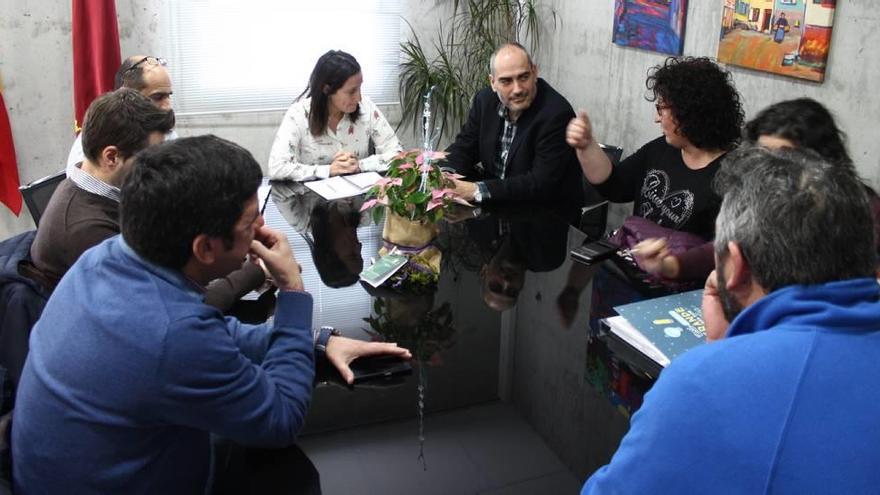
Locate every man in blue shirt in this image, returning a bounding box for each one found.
[583,147,880,493]
[12,135,409,494]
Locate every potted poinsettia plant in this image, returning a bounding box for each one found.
[361,149,468,225]
[360,149,469,280]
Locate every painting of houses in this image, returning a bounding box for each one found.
[717,0,836,82]
[613,0,689,56]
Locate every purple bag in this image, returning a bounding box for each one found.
[609,216,706,254]
[608,215,707,280]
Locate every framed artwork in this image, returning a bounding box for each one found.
[717,0,836,83]
[612,0,689,56]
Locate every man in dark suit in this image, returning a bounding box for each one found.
[445,42,583,206]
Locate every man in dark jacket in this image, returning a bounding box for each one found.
[445,43,583,206]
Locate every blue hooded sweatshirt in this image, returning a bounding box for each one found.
[583,277,880,494]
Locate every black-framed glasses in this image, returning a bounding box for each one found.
[125,56,167,74]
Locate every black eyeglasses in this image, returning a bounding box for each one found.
[655,103,671,115]
[125,56,167,74]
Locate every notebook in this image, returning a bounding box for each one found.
[605,289,707,367]
[304,172,382,200]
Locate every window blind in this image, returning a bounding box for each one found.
[162,0,401,115]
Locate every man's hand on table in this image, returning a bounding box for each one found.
[325,337,412,385]
[451,178,478,202]
[249,224,304,292]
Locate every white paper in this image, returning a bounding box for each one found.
[344,171,382,190]
[604,316,671,367]
[304,172,383,200]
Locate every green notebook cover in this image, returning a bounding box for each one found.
[359,253,408,287]
[613,289,707,363]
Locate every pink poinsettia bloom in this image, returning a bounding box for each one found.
[419,163,434,173]
[415,153,425,165]
[376,177,403,187]
[429,151,448,160]
[359,199,378,212]
[426,198,444,211]
[443,172,465,180]
[397,162,414,171]
[451,196,474,207]
[431,188,456,200]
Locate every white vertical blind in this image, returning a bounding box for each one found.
[162,0,401,115]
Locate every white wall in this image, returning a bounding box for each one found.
[1,0,878,239]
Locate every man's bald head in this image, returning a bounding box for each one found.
[489,43,534,76]
[114,55,174,111]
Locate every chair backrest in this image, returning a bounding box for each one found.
[19,170,66,227]
[599,143,623,167]
[580,144,624,239]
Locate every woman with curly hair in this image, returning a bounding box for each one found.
[566,56,744,281]
[745,98,880,257]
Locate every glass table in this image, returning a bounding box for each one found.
[263,180,633,480]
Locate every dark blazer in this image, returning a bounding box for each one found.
[445,78,583,205]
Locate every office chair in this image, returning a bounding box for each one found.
[19,170,66,227]
[580,144,623,239]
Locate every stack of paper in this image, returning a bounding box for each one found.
[304,171,382,200]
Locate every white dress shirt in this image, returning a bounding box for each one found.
[267,95,402,181]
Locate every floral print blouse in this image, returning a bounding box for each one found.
[267,95,402,181]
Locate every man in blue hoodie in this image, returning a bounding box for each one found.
[583,146,880,493]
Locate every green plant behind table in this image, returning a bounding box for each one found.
[398,0,558,140]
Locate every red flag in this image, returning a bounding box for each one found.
[0,80,22,216]
[72,0,121,131]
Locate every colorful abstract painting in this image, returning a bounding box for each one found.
[717,0,836,83]
[613,0,689,55]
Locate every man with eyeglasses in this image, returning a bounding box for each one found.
[66,55,177,170]
[443,42,583,207]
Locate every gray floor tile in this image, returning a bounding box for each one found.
[299,402,577,495]
[479,470,582,495]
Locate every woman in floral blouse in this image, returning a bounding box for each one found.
[268,50,402,181]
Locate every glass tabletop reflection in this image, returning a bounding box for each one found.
[263,179,628,477]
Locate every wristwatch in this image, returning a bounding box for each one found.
[315,326,341,353]
[474,182,488,203]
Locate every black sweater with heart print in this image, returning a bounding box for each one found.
[594,136,723,240]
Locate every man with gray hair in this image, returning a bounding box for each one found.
[444,42,583,206]
[66,55,177,170]
[582,146,880,493]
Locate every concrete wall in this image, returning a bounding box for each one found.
[2,0,878,238]
[0,0,169,236]
[538,0,879,189]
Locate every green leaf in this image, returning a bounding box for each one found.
[408,191,430,205]
[402,173,418,190]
